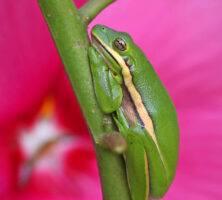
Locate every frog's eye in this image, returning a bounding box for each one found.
[114,38,127,51]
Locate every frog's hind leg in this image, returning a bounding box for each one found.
[130,126,168,198]
[125,128,149,200]
[112,108,149,200]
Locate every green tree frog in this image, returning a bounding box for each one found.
[88,25,179,200]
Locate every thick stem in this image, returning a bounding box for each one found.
[37,0,130,199]
[79,0,116,24]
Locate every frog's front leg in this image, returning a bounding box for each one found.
[88,46,123,113]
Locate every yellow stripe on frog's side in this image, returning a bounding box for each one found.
[144,151,149,199]
[94,35,158,144]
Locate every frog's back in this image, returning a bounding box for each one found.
[130,47,179,184]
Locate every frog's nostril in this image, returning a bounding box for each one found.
[102,27,105,31]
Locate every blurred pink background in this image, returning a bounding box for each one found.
[1,0,222,199]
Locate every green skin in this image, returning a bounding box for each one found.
[89,25,179,199]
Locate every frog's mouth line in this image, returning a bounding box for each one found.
[91,34,120,68]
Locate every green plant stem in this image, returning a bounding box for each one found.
[37,0,131,199]
[79,0,116,24]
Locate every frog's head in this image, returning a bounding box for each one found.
[91,25,137,84]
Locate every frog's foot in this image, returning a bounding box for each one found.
[101,131,127,154]
[112,107,129,138]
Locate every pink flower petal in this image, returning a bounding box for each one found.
[1,0,222,199]
[0,0,60,129]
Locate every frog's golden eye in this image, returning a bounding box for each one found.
[114,38,127,51]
